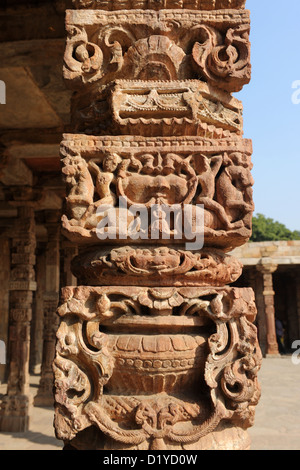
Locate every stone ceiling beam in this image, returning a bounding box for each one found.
[0,39,65,69]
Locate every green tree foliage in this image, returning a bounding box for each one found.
[251,214,300,242]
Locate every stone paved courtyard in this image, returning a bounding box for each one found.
[0,356,299,451]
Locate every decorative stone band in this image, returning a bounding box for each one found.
[71,80,244,137]
[64,9,250,93]
[60,134,254,251]
[71,246,243,287]
[53,285,261,450]
[72,0,247,11]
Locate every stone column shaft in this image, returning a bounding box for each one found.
[257,264,279,356]
[0,238,10,384]
[53,0,261,451]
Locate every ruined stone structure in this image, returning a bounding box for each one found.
[51,0,262,450]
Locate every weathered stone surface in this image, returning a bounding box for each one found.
[64,9,251,93]
[71,80,244,137]
[72,0,247,11]
[53,0,261,451]
[54,285,261,450]
[0,68,63,130]
[71,246,242,286]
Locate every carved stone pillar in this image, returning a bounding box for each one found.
[34,211,61,407]
[257,264,279,356]
[53,0,262,450]
[0,205,37,432]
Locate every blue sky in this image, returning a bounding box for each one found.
[238,0,300,231]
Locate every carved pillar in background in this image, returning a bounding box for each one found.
[257,264,279,356]
[0,205,37,432]
[34,211,61,407]
[0,237,10,384]
[247,268,265,350]
[53,0,262,450]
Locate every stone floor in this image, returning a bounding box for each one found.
[0,356,299,450]
[248,355,300,450]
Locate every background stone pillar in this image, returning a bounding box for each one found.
[0,238,10,384]
[257,264,280,356]
[247,268,266,350]
[0,204,37,432]
[34,211,61,407]
[61,243,78,288]
[296,275,300,340]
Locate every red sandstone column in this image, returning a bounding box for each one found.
[0,204,37,432]
[257,264,280,356]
